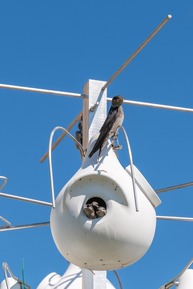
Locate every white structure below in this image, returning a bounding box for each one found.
[36,263,116,289]
[178,269,193,289]
[50,134,161,270]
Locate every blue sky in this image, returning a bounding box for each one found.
[0,0,193,288]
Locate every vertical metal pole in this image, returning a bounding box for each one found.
[82,79,107,151]
[82,79,108,288]
[82,269,109,289]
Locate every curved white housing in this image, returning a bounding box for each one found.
[36,263,116,289]
[0,277,21,289]
[50,135,161,270]
[178,269,193,289]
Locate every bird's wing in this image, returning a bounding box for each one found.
[99,107,117,133]
[88,108,117,157]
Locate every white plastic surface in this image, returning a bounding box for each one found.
[1,277,21,289]
[50,135,158,270]
[36,263,116,289]
[125,164,161,207]
[178,269,193,289]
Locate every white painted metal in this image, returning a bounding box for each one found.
[82,269,115,289]
[159,258,193,289]
[82,79,107,150]
[1,277,21,289]
[40,111,82,163]
[157,216,193,222]
[0,222,50,232]
[48,126,84,208]
[0,191,52,207]
[50,135,158,271]
[107,97,193,113]
[1,262,30,289]
[156,181,193,194]
[125,164,161,208]
[101,15,172,92]
[177,269,193,289]
[36,263,116,289]
[0,83,83,98]
[0,176,8,190]
[121,126,139,211]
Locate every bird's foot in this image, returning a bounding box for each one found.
[112,144,122,150]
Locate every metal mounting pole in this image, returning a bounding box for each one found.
[82,79,107,151]
[81,79,108,289]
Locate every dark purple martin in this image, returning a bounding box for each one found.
[88,95,124,158]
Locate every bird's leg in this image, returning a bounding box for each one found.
[111,132,122,151]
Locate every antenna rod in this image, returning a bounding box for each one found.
[0,83,83,98]
[101,14,172,92]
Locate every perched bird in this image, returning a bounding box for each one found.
[95,206,107,218]
[83,201,106,219]
[88,95,124,158]
[83,204,96,219]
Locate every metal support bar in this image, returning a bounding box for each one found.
[101,15,172,91]
[0,216,11,227]
[40,111,83,163]
[0,191,52,207]
[157,216,193,222]
[107,97,193,113]
[156,182,193,194]
[82,269,108,289]
[2,262,31,289]
[82,80,107,150]
[0,221,50,232]
[0,176,8,190]
[159,258,193,289]
[0,83,83,98]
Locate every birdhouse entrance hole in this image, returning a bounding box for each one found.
[83,197,107,219]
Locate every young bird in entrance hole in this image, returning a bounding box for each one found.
[88,95,124,159]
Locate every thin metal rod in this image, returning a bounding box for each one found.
[121,126,139,212]
[157,215,193,222]
[0,83,83,99]
[0,192,52,207]
[101,15,172,91]
[0,222,50,232]
[107,97,193,113]
[113,270,123,289]
[0,216,11,227]
[156,182,193,194]
[0,176,8,190]
[160,258,193,289]
[40,111,82,163]
[48,126,84,209]
[2,262,31,289]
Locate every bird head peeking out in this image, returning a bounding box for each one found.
[88,95,124,160]
[111,95,124,107]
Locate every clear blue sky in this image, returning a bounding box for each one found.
[0,0,193,288]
